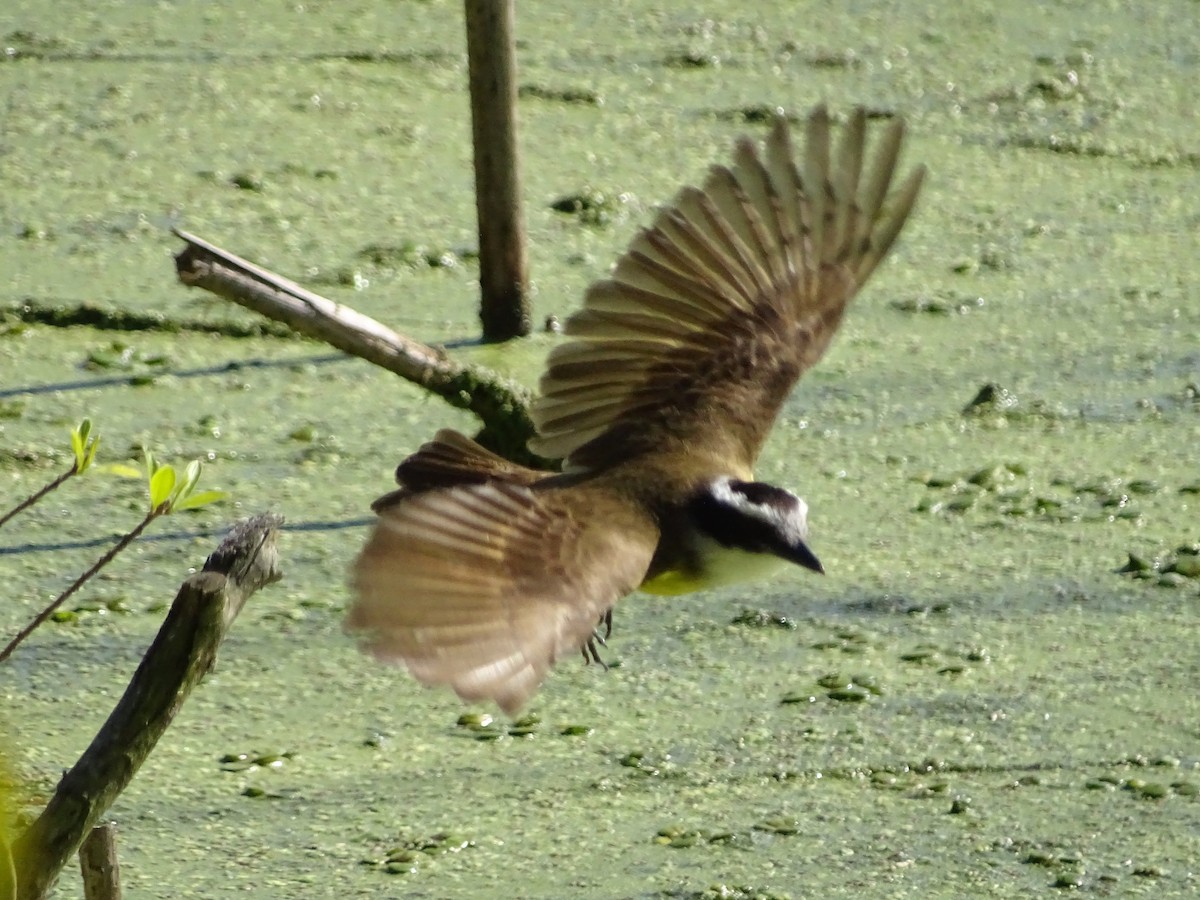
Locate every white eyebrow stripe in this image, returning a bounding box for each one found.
[708,476,809,545]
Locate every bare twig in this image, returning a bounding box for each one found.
[172,230,546,464]
[0,464,77,531]
[0,509,163,666]
[11,514,284,900]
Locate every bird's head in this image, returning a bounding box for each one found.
[688,476,824,575]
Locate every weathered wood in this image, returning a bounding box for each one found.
[78,824,120,900]
[465,0,530,340]
[174,229,456,379]
[11,514,284,900]
[173,230,545,463]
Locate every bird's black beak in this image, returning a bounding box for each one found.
[786,538,824,575]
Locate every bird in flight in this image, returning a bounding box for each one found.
[348,105,925,714]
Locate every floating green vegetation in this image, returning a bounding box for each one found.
[818,671,881,703]
[1083,755,1198,800]
[898,643,991,676]
[654,825,711,848]
[662,50,721,69]
[947,796,974,815]
[363,831,476,876]
[518,83,602,105]
[914,462,1159,524]
[961,383,1070,421]
[355,241,478,272]
[891,294,986,316]
[83,341,172,383]
[218,750,298,773]
[654,815,802,851]
[453,711,573,741]
[729,608,797,630]
[549,188,635,227]
[804,48,862,69]
[240,785,299,800]
[782,672,882,705]
[1,300,297,338]
[47,595,133,625]
[223,748,301,801]
[229,172,265,193]
[615,750,686,780]
[0,400,26,420]
[711,104,794,124]
[1018,845,1084,886]
[687,885,791,900]
[950,242,1015,275]
[810,628,870,654]
[993,828,1179,891]
[1117,543,1200,588]
[288,424,344,466]
[195,163,343,190]
[0,28,69,58]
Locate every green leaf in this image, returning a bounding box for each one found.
[180,459,203,497]
[101,463,142,479]
[83,435,101,470]
[143,448,159,482]
[173,489,227,511]
[168,460,199,507]
[69,418,99,473]
[70,427,84,465]
[148,464,176,510]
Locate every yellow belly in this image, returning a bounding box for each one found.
[638,539,791,597]
[639,569,709,596]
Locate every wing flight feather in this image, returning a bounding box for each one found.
[530,106,926,471]
[349,481,657,713]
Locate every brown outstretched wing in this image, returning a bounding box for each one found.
[348,481,657,713]
[530,106,926,474]
[370,429,547,510]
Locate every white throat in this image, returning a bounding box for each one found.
[694,532,793,586]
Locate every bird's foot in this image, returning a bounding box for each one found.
[580,609,615,669]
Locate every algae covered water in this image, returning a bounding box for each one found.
[1,1,1197,896]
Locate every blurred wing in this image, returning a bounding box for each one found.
[371,429,547,510]
[530,106,926,473]
[348,482,657,713]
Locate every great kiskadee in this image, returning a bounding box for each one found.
[348,105,925,713]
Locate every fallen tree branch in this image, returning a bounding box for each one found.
[11,513,284,900]
[172,230,546,465]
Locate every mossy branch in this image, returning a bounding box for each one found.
[10,513,284,900]
[172,230,549,466]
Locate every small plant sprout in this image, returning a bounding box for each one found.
[144,453,226,515]
[0,418,101,531]
[0,450,227,664]
[70,417,101,475]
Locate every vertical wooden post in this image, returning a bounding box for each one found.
[78,824,121,900]
[464,0,531,341]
